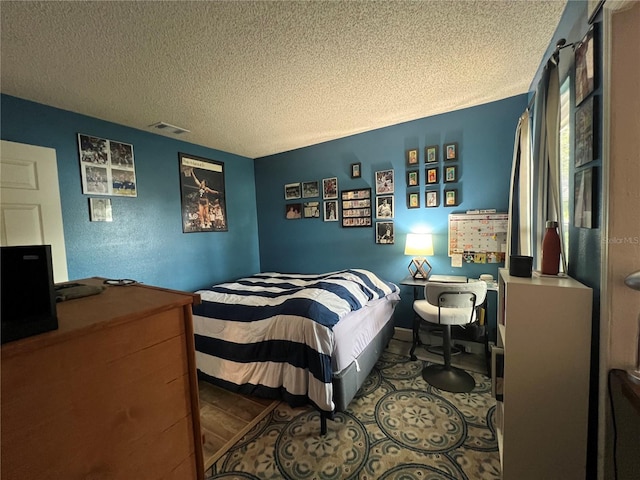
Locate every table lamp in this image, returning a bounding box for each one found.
[405,233,434,279]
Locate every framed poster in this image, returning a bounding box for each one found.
[375,170,394,194]
[575,26,595,106]
[425,145,438,163]
[376,195,394,219]
[575,96,596,167]
[323,177,338,199]
[574,167,596,228]
[406,149,419,166]
[444,142,458,161]
[341,188,372,227]
[78,133,137,197]
[407,192,420,209]
[324,200,339,221]
[179,152,227,232]
[376,222,394,244]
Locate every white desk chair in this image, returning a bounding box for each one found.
[413,281,487,393]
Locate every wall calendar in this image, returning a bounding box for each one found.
[448,213,509,264]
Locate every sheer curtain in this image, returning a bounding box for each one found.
[508,54,567,273]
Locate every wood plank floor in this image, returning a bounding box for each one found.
[199,381,279,470]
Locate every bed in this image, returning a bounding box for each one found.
[192,269,400,434]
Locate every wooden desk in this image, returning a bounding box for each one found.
[1,278,204,480]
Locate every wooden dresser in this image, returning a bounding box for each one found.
[1,278,204,479]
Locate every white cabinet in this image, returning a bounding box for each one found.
[494,268,592,480]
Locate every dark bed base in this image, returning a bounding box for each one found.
[320,317,396,434]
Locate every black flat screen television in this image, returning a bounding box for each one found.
[1,245,58,344]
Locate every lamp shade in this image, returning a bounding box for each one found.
[404,233,434,256]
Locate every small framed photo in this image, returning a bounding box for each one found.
[425,145,438,163]
[444,189,458,207]
[376,221,394,244]
[376,195,394,219]
[425,190,439,208]
[444,165,457,183]
[302,181,319,198]
[285,203,302,219]
[285,182,301,200]
[575,96,595,167]
[444,142,458,161]
[406,169,419,187]
[351,162,361,178]
[426,167,439,184]
[323,200,339,221]
[407,192,420,209]
[375,169,394,194]
[322,177,338,199]
[303,201,320,218]
[406,149,419,166]
[89,197,112,222]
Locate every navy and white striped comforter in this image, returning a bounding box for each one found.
[192,269,399,413]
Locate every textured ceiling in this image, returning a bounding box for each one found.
[1,1,567,159]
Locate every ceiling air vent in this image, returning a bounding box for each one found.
[148,122,190,135]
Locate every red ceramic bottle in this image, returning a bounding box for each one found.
[541,221,561,275]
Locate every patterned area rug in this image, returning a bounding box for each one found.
[206,351,500,479]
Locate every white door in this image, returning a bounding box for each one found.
[0,140,69,282]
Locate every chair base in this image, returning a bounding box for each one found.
[426,345,462,356]
[422,364,475,393]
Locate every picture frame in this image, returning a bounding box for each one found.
[444,188,458,207]
[406,149,419,166]
[302,180,319,198]
[574,167,596,228]
[179,152,228,232]
[323,200,339,221]
[375,195,394,219]
[425,190,439,208]
[78,133,137,197]
[406,169,419,187]
[285,203,302,219]
[322,177,338,199]
[341,188,372,228]
[444,165,457,183]
[89,197,112,222]
[426,167,439,184]
[425,145,438,164]
[575,26,595,106]
[375,221,394,244]
[284,182,301,200]
[444,142,458,161]
[303,201,320,218]
[575,96,596,167]
[375,169,394,194]
[351,162,361,179]
[407,192,420,209]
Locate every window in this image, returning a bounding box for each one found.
[559,78,571,260]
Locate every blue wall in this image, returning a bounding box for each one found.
[255,95,528,329]
[1,94,261,292]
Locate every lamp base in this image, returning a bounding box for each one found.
[408,257,432,279]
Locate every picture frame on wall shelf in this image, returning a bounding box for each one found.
[406,169,419,187]
[425,190,439,208]
[302,180,319,198]
[425,145,438,163]
[406,149,419,166]
[284,182,301,200]
[323,200,339,221]
[285,203,302,219]
[179,152,228,233]
[574,167,596,228]
[375,169,394,194]
[444,189,458,207]
[351,162,361,178]
[376,195,394,219]
[407,192,420,209]
[444,165,457,183]
[375,221,394,244]
[575,26,595,106]
[444,142,458,161]
[426,167,439,185]
[322,177,338,199]
[575,96,596,167]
